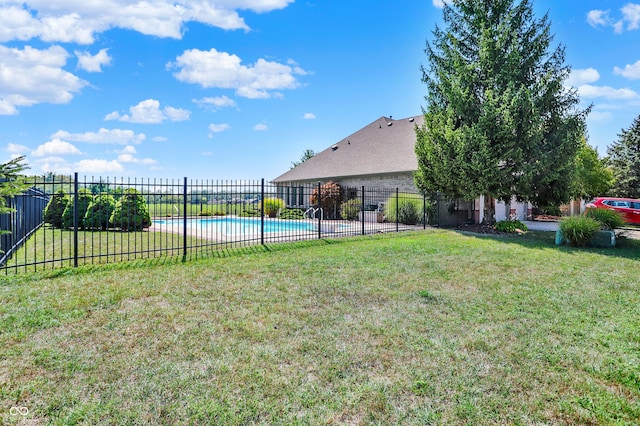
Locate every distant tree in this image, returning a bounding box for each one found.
[61,188,93,229]
[415,0,588,210]
[110,188,151,231]
[571,137,613,200]
[607,114,640,198]
[291,149,316,169]
[0,156,29,238]
[43,189,70,228]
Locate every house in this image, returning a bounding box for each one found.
[272,115,531,223]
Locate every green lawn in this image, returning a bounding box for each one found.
[1,230,638,425]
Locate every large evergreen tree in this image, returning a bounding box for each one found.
[607,114,640,199]
[415,0,588,209]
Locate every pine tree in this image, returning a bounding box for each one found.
[607,114,640,199]
[415,0,588,209]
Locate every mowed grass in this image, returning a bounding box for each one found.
[1,230,639,425]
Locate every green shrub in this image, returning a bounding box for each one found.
[109,188,151,231]
[340,199,362,221]
[239,208,260,217]
[385,193,424,225]
[495,219,528,233]
[279,208,305,220]
[261,197,285,218]
[559,216,601,247]
[585,208,625,230]
[43,190,69,228]
[61,188,93,229]
[83,194,116,230]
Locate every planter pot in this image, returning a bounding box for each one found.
[555,229,616,248]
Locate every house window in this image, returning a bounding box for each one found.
[299,186,304,206]
[291,186,297,206]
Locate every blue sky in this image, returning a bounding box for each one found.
[1,0,639,181]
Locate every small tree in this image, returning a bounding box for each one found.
[340,199,362,221]
[110,188,151,231]
[607,114,640,198]
[309,181,342,219]
[61,188,93,229]
[291,149,316,169]
[43,189,70,228]
[572,138,614,200]
[0,156,29,239]
[83,194,116,230]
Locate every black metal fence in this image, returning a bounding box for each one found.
[0,174,451,274]
[0,187,49,264]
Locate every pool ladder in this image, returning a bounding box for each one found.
[304,207,323,220]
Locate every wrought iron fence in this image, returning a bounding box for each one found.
[1,174,443,274]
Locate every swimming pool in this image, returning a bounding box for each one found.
[153,216,324,235]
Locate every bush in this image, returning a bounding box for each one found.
[261,197,285,218]
[385,193,424,225]
[61,188,93,229]
[109,188,151,231]
[83,194,116,230]
[279,208,305,220]
[309,181,342,219]
[495,219,528,233]
[585,208,625,230]
[559,216,601,247]
[43,190,69,228]
[340,199,362,221]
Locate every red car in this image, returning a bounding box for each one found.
[585,197,640,225]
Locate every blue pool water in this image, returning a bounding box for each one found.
[154,217,320,235]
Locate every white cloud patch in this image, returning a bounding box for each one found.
[0,1,295,44]
[32,139,83,157]
[75,48,111,72]
[303,113,316,119]
[169,48,306,98]
[208,123,230,138]
[567,68,600,86]
[614,60,640,80]
[577,84,640,101]
[193,96,237,111]
[253,123,268,131]
[587,4,640,33]
[6,143,29,154]
[76,159,124,173]
[432,0,448,8]
[0,45,87,115]
[51,128,146,145]
[105,99,190,124]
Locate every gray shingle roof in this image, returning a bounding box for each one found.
[273,115,424,183]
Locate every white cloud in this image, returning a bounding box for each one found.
[577,84,640,101]
[253,123,268,131]
[193,96,237,110]
[75,48,111,72]
[587,110,613,123]
[432,0,447,8]
[208,123,230,138]
[587,4,640,32]
[169,48,306,98]
[76,159,124,173]
[587,10,611,27]
[31,139,83,157]
[0,1,295,44]
[0,45,86,115]
[614,60,640,80]
[105,99,190,124]
[51,128,146,145]
[152,136,168,142]
[114,145,157,164]
[6,143,29,154]
[303,113,316,119]
[567,68,600,86]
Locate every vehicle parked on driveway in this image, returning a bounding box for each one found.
[585,197,640,225]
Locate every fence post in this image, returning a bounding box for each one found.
[361,186,365,236]
[396,188,399,232]
[423,194,427,229]
[182,177,187,262]
[317,182,321,240]
[260,179,265,245]
[73,172,79,267]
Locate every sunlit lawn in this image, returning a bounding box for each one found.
[1,230,638,424]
